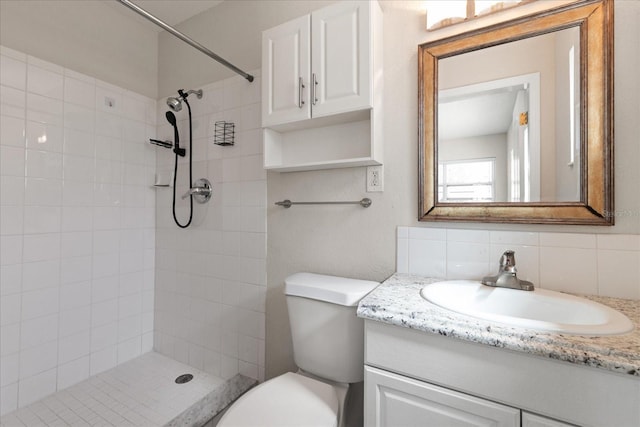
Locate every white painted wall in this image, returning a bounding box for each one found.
[0,0,159,99]
[0,46,156,415]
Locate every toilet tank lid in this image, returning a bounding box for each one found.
[285,272,379,306]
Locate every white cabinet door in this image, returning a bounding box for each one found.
[365,366,521,427]
[311,0,371,118]
[522,412,576,427]
[262,14,311,127]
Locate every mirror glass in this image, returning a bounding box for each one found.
[438,27,581,203]
[418,0,613,225]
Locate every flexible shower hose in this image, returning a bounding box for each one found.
[172,98,193,228]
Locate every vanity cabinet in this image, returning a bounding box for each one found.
[364,320,639,427]
[261,0,383,171]
[365,366,520,426]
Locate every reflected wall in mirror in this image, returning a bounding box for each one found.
[419,0,613,224]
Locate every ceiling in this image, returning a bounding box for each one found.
[128,0,223,29]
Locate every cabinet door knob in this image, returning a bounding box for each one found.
[298,77,305,108]
[312,73,318,106]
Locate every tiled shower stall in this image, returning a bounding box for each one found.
[0,45,266,415]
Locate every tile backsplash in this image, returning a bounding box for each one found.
[398,227,640,299]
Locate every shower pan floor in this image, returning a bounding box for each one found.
[1,352,255,427]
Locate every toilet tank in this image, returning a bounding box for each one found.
[285,273,379,383]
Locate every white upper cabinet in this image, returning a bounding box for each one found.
[311,1,371,118]
[262,1,373,127]
[261,1,382,171]
[262,15,311,126]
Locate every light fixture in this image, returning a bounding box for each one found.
[425,0,526,31]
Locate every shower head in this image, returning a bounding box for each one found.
[167,96,182,112]
[166,89,203,112]
[165,111,177,127]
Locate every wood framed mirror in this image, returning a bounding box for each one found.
[418,0,613,225]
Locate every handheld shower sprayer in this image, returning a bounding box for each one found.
[166,89,203,112]
[165,111,185,157]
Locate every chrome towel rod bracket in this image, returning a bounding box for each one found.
[115,0,254,82]
[275,198,372,208]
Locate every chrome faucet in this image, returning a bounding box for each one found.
[482,250,534,291]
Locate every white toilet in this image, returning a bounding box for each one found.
[218,272,379,427]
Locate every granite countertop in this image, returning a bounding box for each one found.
[357,273,640,377]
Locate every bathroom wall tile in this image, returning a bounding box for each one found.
[89,346,116,376]
[539,247,598,294]
[64,103,95,133]
[16,368,56,407]
[61,180,93,207]
[408,227,446,241]
[27,56,63,75]
[447,229,490,244]
[597,250,640,299]
[59,281,90,311]
[0,86,26,119]
[0,353,20,387]
[59,306,90,338]
[91,299,118,330]
[63,154,95,182]
[56,355,89,390]
[0,264,22,296]
[60,256,91,284]
[490,230,538,246]
[57,330,90,365]
[60,206,93,232]
[22,233,60,263]
[0,145,25,177]
[0,293,21,326]
[539,232,596,249]
[408,239,445,277]
[95,111,122,138]
[21,260,59,292]
[19,314,57,350]
[64,77,95,108]
[117,337,141,364]
[26,94,63,127]
[0,176,25,207]
[596,234,640,251]
[1,323,20,357]
[0,382,19,415]
[63,128,94,158]
[24,177,62,206]
[446,241,490,280]
[63,68,94,85]
[1,55,26,90]
[0,115,26,147]
[0,206,23,236]
[60,232,92,259]
[0,236,23,266]
[90,322,117,352]
[23,206,61,234]
[25,121,63,153]
[25,150,62,179]
[19,340,57,379]
[27,65,63,100]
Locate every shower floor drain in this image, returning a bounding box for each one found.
[175,374,194,384]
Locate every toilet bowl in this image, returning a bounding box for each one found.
[217,273,378,427]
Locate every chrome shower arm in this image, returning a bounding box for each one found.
[115,0,254,82]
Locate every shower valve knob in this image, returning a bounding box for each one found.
[181,178,212,204]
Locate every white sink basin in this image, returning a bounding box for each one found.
[420,280,634,336]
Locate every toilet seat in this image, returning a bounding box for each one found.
[218,372,340,427]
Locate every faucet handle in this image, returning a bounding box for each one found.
[499,250,517,273]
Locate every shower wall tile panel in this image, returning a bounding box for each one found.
[0,46,156,415]
[398,226,640,299]
[153,70,266,384]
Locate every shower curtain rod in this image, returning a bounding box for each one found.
[116,0,254,82]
